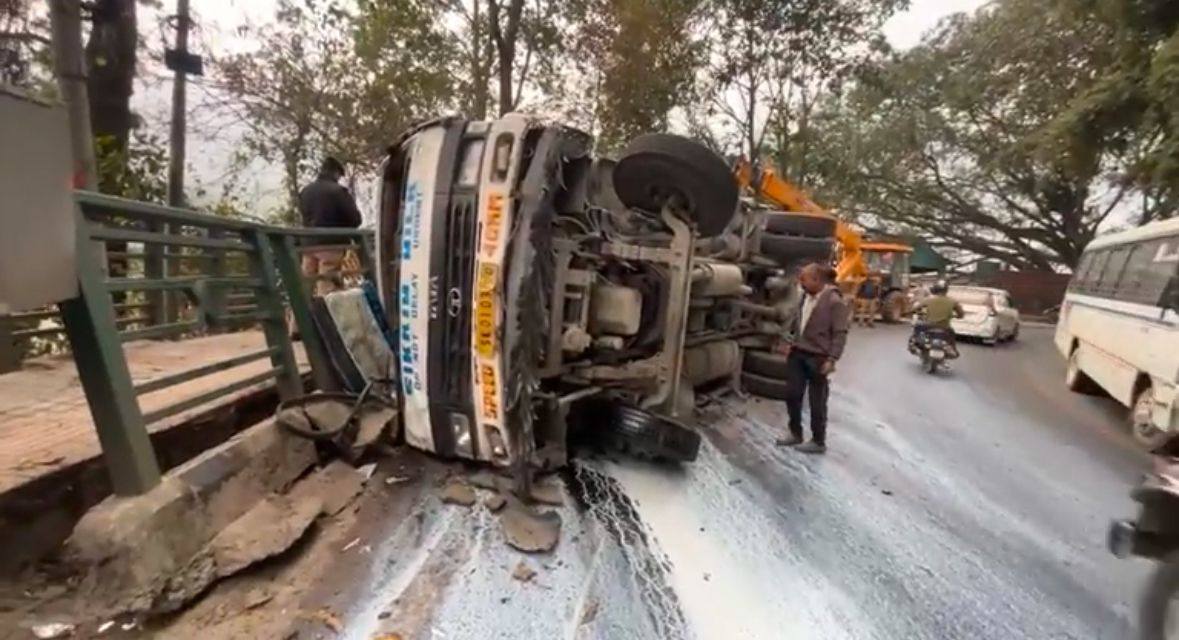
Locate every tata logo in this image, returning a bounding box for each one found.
[447,287,462,318]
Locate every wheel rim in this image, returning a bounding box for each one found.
[1164,588,1179,640]
[1134,391,1161,444]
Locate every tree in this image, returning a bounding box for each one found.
[691,0,906,161]
[85,0,137,154]
[1042,0,1179,223]
[564,0,704,153]
[215,0,456,221]
[810,0,1134,270]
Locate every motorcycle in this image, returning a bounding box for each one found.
[1109,451,1179,640]
[907,318,958,374]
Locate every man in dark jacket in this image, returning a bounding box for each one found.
[777,263,850,454]
[298,157,361,295]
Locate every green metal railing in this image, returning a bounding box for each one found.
[48,191,374,496]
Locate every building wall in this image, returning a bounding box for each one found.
[976,271,1071,316]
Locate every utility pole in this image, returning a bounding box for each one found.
[166,0,191,209]
[48,0,97,190]
[156,0,201,324]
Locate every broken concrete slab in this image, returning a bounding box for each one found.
[440,479,476,507]
[64,419,317,615]
[288,461,366,517]
[529,476,565,507]
[483,493,506,512]
[500,501,561,553]
[211,493,322,576]
[466,471,505,491]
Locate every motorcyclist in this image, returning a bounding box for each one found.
[910,280,964,355]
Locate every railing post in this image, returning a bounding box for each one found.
[0,314,19,373]
[144,220,167,326]
[59,206,161,496]
[243,230,303,399]
[272,233,339,393]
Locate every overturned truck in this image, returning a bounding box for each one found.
[375,114,836,474]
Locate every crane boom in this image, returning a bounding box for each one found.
[733,159,868,284]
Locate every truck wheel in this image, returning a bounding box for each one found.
[742,349,790,380]
[1065,348,1100,395]
[742,371,792,401]
[576,399,701,463]
[614,133,738,237]
[764,212,837,238]
[880,290,906,323]
[1139,553,1179,640]
[1133,387,1171,450]
[758,234,834,263]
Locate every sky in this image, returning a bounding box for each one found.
[883,0,990,49]
[132,0,992,218]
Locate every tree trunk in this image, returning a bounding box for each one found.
[85,0,136,152]
[468,0,490,119]
[488,0,525,116]
[48,0,97,190]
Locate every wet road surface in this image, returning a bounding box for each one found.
[300,325,1155,640]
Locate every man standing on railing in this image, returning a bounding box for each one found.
[298,156,362,296]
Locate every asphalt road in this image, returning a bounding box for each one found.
[239,324,1157,640]
[597,324,1155,640]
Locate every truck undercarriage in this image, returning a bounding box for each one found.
[377,114,838,473]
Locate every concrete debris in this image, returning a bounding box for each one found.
[467,471,504,491]
[440,480,477,507]
[579,599,600,626]
[243,588,274,610]
[500,501,561,553]
[356,463,377,481]
[302,607,343,633]
[342,537,361,552]
[289,461,366,517]
[210,493,323,578]
[96,620,115,634]
[484,493,507,512]
[511,561,537,583]
[30,623,75,639]
[529,476,565,506]
[385,475,411,485]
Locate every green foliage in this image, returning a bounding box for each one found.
[215,0,457,218]
[692,0,907,158]
[808,0,1147,270]
[565,0,705,153]
[1039,0,1179,222]
[95,132,169,203]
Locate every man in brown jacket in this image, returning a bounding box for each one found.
[777,263,850,454]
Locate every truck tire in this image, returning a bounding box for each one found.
[614,133,737,237]
[880,290,907,323]
[1139,553,1179,640]
[576,399,701,463]
[742,349,790,380]
[759,233,834,263]
[764,212,837,238]
[742,371,792,401]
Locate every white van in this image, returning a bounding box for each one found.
[1055,218,1179,447]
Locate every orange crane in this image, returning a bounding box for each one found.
[734,159,915,321]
